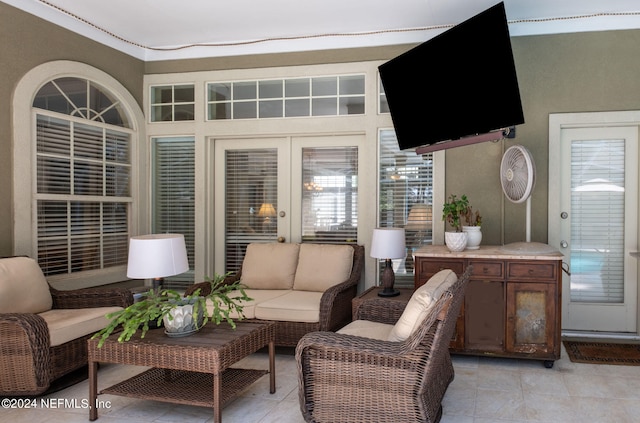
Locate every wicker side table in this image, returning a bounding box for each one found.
[351,286,413,321]
[88,320,275,423]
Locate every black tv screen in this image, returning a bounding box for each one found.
[379,2,524,150]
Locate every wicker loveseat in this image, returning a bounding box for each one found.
[0,257,133,396]
[296,266,471,423]
[186,243,364,347]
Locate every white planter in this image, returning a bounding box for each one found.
[163,298,205,337]
[462,226,482,250]
[445,231,468,252]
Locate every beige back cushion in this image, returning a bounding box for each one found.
[293,244,354,292]
[0,257,53,313]
[241,243,300,289]
[387,269,457,342]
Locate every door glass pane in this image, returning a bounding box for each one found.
[152,137,195,288]
[301,147,358,244]
[570,139,625,303]
[225,149,278,272]
[379,129,434,287]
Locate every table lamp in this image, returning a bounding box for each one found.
[370,228,406,297]
[127,234,189,291]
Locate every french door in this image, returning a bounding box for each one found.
[549,115,638,333]
[212,135,362,274]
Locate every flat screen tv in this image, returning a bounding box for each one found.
[379,2,524,151]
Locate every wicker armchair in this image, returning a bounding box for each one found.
[296,266,471,423]
[0,257,133,396]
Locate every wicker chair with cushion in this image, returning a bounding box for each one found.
[0,257,133,396]
[296,266,471,423]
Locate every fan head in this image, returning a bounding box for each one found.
[500,145,536,203]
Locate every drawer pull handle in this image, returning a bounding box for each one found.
[528,269,534,274]
[483,267,489,273]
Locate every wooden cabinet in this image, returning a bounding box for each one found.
[415,246,563,367]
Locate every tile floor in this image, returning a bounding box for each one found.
[3,343,640,423]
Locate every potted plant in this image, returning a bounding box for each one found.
[92,273,251,347]
[442,194,469,251]
[462,202,483,250]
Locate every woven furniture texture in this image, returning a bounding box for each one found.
[0,285,133,396]
[88,320,276,422]
[295,266,471,423]
[185,244,364,347]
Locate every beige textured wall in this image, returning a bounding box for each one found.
[0,3,144,256]
[444,30,640,245]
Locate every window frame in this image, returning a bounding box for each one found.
[13,61,146,290]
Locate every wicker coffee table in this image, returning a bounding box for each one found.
[88,320,276,422]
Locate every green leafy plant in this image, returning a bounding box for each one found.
[92,273,252,347]
[442,194,470,232]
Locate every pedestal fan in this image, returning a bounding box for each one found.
[500,145,556,254]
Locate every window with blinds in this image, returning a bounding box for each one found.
[152,137,195,288]
[225,149,278,273]
[35,115,131,276]
[570,139,625,303]
[379,129,433,286]
[301,147,358,244]
[33,77,132,279]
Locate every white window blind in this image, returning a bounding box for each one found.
[301,147,358,244]
[570,139,625,303]
[379,129,433,286]
[152,137,195,288]
[225,149,278,272]
[36,114,131,276]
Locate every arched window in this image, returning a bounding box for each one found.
[13,62,144,289]
[32,77,134,278]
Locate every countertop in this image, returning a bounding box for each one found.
[414,244,563,261]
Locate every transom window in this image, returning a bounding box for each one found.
[33,77,133,277]
[207,75,365,120]
[150,84,195,122]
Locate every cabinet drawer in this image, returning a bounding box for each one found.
[415,259,464,288]
[468,260,504,279]
[507,262,557,281]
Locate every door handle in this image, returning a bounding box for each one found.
[277,236,286,243]
[560,240,568,248]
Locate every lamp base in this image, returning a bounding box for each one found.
[378,288,401,297]
[378,259,400,297]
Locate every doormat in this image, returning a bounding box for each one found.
[563,341,640,365]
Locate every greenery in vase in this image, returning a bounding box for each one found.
[92,273,252,347]
[442,194,469,232]
[442,194,482,230]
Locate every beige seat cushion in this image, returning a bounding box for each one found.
[292,244,354,292]
[205,289,290,319]
[387,269,457,342]
[241,243,300,290]
[254,290,323,323]
[337,319,394,341]
[0,257,52,314]
[39,306,123,347]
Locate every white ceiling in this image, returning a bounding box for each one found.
[4,0,640,61]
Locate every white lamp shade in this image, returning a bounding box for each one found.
[127,234,189,279]
[370,228,406,260]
